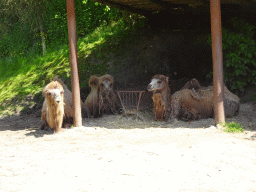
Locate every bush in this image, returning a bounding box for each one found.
[208,17,256,92]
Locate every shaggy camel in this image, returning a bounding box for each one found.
[85,74,119,117]
[98,75,119,115]
[41,77,90,132]
[147,74,172,121]
[40,80,66,132]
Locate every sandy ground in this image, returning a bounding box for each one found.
[0,102,256,192]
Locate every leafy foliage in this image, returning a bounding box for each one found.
[208,18,256,92]
[0,0,122,57]
[75,0,121,36]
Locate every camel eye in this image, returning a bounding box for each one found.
[60,91,64,95]
[47,92,51,96]
[157,81,161,84]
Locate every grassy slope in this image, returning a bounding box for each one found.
[0,21,132,116]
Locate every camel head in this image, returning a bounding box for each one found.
[43,81,64,104]
[99,75,114,94]
[147,74,169,92]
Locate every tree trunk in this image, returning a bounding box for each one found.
[40,23,46,55]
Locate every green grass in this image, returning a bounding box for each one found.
[221,122,245,133]
[0,20,133,116]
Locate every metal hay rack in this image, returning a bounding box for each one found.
[116,88,153,120]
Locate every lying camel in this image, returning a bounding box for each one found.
[171,78,240,121]
[85,74,119,117]
[40,80,67,132]
[98,74,119,115]
[41,77,90,132]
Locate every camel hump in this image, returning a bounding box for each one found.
[182,78,201,91]
[223,86,240,117]
[100,74,114,82]
[189,88,204,101]
[224,86,240,102]
[89,75,100,87]
[52,76,71,92]
[53,76,63,84]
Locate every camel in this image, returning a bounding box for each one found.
[85,74,119,117]
[40,80,66,132]
[147,74,172,121]
[170,78,240,121]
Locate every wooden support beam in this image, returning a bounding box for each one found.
[66,0,82,127]
[210,0,225,125]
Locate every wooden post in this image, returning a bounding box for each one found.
[210,0,225,125]
[66,0,82,127]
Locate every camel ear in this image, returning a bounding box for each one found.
[165,76,169,82]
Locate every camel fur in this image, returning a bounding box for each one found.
[98,74,118,115]
[53,77,90,118]
[170,78,240,121]
[40,80,65,132]
[84,75,100,117]
[41,77,90,132]
[147,74,172,121]
[84,74,119,117]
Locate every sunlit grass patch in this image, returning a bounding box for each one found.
[221,122,244,133]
